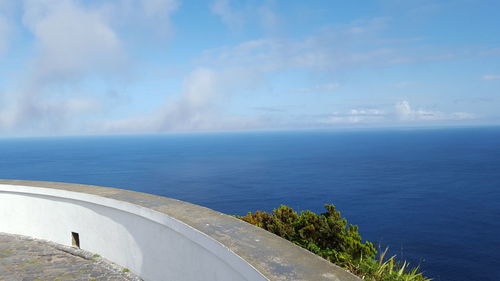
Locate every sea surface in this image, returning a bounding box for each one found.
[1,126,499,281]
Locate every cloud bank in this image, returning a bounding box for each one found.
[320,101,475,126]
[0,0,179,135]
[0,0,491,136]
[395,101,475,121]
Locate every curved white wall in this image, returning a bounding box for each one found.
[0,184,267,281]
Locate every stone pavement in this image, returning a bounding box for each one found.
[0,233,142,281]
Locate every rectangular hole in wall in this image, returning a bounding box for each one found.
[71,232,80,248]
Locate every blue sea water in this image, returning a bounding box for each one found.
[1,126,499,281]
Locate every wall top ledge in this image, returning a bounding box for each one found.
[0,179,361,281]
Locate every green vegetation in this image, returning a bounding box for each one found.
[238,204,431,281]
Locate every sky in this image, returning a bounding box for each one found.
[0,0,499,136]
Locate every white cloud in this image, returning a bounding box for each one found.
[482,74,500,81]
[125,16,473,132]
[210,0,281,33]
[295,82,340,93]
[320,108,387,124]
[479,48,500,56]
[20,0,180,81]
[393,81,416,88]
[0,95,101,134]
[257,0,280,33]
[159,67,221,131]
[198,17,441,73]
[0,0,180,135]
[0,1,12,56]
[450,112,476,120]
[0,0,129,133]
[102,66,264,133]
[395,100,475,121]
[23,0,125,79]
[350,109,385,116]
[0,15,8,55]
[318,101,476,126]
[210,0,244,31]
[141,0,179,18]
[0,3,482,135]
[110,0,179,39]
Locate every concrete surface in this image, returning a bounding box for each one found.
[0,180,362,281]
[0,233,141,281]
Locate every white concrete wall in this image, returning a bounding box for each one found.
[0,184,268,281]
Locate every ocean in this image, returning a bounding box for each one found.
[0,126,499,281]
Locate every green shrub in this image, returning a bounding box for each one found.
[237,204,431,281]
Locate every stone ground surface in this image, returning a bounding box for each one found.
[0,233,142,281]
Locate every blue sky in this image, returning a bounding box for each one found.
[0,0,499,136]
